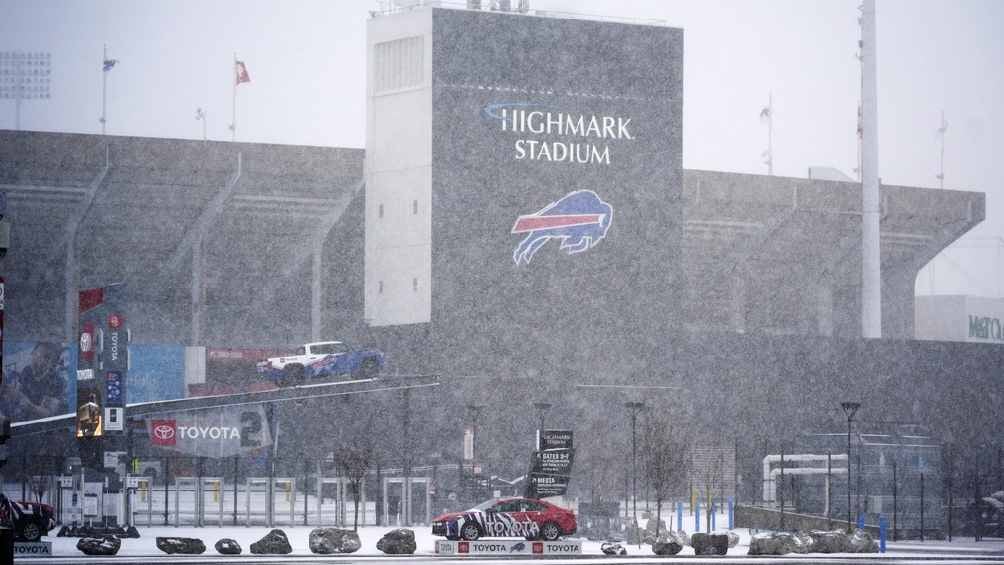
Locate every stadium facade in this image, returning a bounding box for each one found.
[1,4,999,531]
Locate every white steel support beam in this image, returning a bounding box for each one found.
[63,145,110,344]
[191,238,204,345]
[311,238,323,341]
[167,153,242,274]
[860,0,882,338]
[262,180,364,311]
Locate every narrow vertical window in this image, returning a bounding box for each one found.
[412,199,418,215]
[378,203,384,219]
[413,277,418,291]
[378,280,384,294]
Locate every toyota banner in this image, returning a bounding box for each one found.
[146,404,271,458]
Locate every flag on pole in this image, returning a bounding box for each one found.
[235,61,250,85]
[103,59,118,72]
[759,106,770,120]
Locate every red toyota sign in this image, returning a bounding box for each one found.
[150,420,177,446]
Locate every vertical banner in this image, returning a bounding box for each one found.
[0,276,5,387]
[527,430,574,499]
[76,284,128,439]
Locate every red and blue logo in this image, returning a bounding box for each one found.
[511,190,612,265]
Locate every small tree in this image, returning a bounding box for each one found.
[335,414,376,531]
[700,448,725,532]
[645,419,688,542]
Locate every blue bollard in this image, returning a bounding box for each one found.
[857,512,865,530]
[695,500,701,532]
[711,504,716,530]
[879,515,887,553]
[728,497,734,530]
[677,501,683,532]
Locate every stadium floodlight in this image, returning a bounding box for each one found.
[0,51,52,130]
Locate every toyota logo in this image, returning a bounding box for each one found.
[79,331,93,352]
[153,424,175,440]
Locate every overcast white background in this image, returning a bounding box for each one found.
[1,0,1001,297]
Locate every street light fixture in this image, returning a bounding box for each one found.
[840,401,861,531]
[625,401,645,545]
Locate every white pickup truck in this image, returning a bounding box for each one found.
[256,341,384,386]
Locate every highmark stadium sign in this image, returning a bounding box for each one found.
[487,104,634,165]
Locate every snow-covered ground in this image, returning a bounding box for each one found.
[37,514,1004,558]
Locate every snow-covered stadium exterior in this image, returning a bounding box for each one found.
[1,4,999,531]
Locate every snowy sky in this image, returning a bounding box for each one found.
[1,0,1001,297]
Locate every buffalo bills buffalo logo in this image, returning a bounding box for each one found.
[511,190,613,265]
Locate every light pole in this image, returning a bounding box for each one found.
[195,108,207,142]
[625,401,645,544]
[533,402,552,449]
[841,401,861,531]
[466,404,485,501]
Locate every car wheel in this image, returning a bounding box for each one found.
[540,522,561,541]
[279,364,304,386]
[20,521,42,542]
[460,522,481,541]
[359,358,379,378]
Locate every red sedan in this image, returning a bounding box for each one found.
[432,497,576,541]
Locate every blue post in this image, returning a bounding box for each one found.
[857,512,865,530]
[694,500,700,532]
[711,504,717,530]
[676,502,683,532]
[728,497,734,530]
[879,515,887,553]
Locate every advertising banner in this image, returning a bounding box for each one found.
[145,404,271,458]
[436,539,581,555]
[0,342,72,424]
[128,345,185,404]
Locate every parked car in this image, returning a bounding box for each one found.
[432,497,576,541]
[5,499,56,542]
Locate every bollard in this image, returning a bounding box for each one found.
[677,501,683,532]
[694,500,700,532]
[879,514,887,553]
[857,512,865,530]
[728,497,734,530]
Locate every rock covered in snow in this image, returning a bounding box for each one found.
[309,528,362,554]
[691,532,729,555]
[601,542,627,555]
[376,528,416,554]
[250,529,292,555]
[215,538,242,554]
[156,537,206,554]
[76,536,121,556]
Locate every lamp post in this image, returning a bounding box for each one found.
[625,401,645,543]
[465,404,485,501]
[841,401,861,531]
[533,402,552,449]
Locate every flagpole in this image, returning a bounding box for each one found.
[101,44,107,135]
[231,52,237,142]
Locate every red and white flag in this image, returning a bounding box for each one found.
[235,61,250,85]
